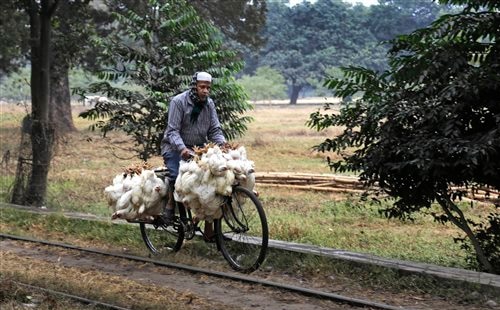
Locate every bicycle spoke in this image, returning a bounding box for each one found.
[217,186,268,273]
[140,218,184,254]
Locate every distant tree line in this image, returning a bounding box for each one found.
[2,0,457,106]
[239,0,455,104]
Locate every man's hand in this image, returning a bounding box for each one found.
[181,148,192,160]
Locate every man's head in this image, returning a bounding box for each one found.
[193,71,212,101]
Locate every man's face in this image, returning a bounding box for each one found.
[196,81,211,101]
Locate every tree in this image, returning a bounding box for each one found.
[48,0,92,133]
[79,0,252,161]
[237,66,287,102]
[0,1,30,75]
[260,0,383,104]
[1,1,91,133]
[366,0,441,41]
[307,0,500,273]
[190,0,267,49]
[22,0,60,207]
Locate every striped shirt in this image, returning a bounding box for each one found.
[160,90,226,155]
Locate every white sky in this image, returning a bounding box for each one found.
[289,0,379,7]
[344,0,379,6]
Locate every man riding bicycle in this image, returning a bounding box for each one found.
[160,71,226,242]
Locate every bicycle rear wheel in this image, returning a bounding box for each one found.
[216,186,268,273]
[140,204,186,254]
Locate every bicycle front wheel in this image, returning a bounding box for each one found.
[140,205,186,254]
[216,186,269,273]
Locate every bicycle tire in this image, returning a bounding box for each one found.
[140,203,186,254]
[216,186,269,273]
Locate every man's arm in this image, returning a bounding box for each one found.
[166,98,187,152]
[207,101,226,145]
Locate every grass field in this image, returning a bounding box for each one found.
[0,102,485,269]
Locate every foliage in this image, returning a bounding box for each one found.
[78,0,253,161]
[237,66,287,101]
[249,0,454,103]
[456,206,500,272]
[260,0,394,103]
[307,0,500,273]
[0,1,30,74]
[0,67,31,102]
[190,0,267,49]
[306,67,344,97]
[366,0,442,42]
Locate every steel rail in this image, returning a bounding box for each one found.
[1,233,406,310]
[10,281,131,310]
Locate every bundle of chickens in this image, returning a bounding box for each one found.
[174,143,256,222]
[104,162,168,221]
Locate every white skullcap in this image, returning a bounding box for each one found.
[196,72,212,82]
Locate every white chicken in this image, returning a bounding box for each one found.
[104,173,127,209]
[170,144,256,221]
[106,169,167,220]
[138,169,167,215]
[111,190,138,220]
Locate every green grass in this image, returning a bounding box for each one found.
[262,193,467,268]
[0,207,145,252]
[0,104,494,273]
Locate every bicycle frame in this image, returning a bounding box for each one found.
[136,167,268,273]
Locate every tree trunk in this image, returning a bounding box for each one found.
[10,116,33,205]
[24,0,59,207]
[289,84,302,105]
[25,121,54,207]
[436,193,494,273]
[49,0,77,133]
[27,1,40,115]
[50,60,76,133]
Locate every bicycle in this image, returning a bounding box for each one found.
[130,167,269,273]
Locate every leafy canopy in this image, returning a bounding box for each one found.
[78,0,252,160]
[307,0,500,273]
[260,0,398,103]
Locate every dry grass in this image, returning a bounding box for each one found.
[0,103,493,268]
[0,251,227,309]
[236,106,343,173]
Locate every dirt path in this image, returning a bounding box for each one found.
[1,240,355,309]
[1,239,498,310]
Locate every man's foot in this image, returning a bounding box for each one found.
[203,234,216,243]
[161,208,175,224]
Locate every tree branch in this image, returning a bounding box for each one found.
[47,0,60,17]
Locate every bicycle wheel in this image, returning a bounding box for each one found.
[216,186,269,273]
[140,204,186,254]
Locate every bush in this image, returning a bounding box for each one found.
[238,66,287,102]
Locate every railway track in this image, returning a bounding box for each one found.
[1,233,404,310]
[5,281,130,310]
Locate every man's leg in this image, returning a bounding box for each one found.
[204,221,215,241]
[162,151,180,222]
[162,183,175,222]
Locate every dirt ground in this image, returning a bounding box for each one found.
[1,239,498,310]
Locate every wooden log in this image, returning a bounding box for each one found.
[255,173,361,185]
[256,183,367,193]
[254,172,498,198]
